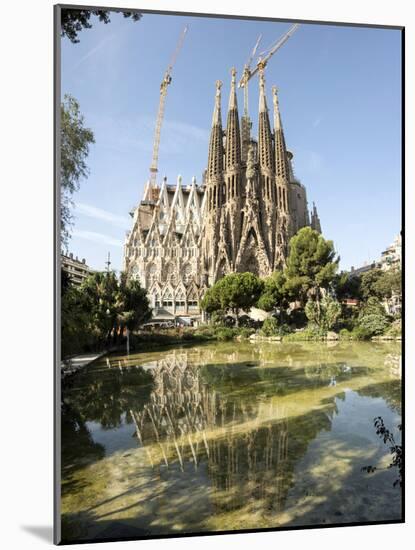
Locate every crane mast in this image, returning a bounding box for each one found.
[148,26,188,199]
[239,33,262,117]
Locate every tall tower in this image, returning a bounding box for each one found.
[310,202,322,233]
[273,86,292,269]
[198,71,321,288]
[222,68,243,267]
[258,68,276,263]
[201,80,225,285]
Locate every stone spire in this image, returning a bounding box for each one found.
[272,86,292,270]
[310,202,322,234]
[272,86,289,182]
[222,68,243,267]
[258,69,274,174]
[202,80,225,284]
[225,68,242,172]
[207,80,224,182]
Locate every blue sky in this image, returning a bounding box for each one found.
[61,11,402,272]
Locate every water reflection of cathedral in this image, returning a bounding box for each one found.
[131,351,290,512]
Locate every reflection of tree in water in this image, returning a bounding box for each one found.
[130,351,339,515]
[355,353,401,415]
[62,363,154,429]
[61,402,105,494]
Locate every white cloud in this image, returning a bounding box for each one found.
[73,229,123,248]
[74,202,130,229]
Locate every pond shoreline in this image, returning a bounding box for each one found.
[61,329,401,378]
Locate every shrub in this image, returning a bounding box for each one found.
[261,317,279,336]
[385,319,401,337]
[181,331,198,341]
[305,295,341,331]
[278,323,293,336]
[339,328,352,340]
[210,310,226,326]
[351,326,372,340]
[358,313,389,337]
[215,327,236,341]
[283,324,326,341]
[238,327,256,339]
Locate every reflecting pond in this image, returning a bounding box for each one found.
[61,341,402,542]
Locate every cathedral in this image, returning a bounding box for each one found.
[123,68,321,323]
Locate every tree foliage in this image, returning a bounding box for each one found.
[260,317,279,336]
[201,272,264,324]
[257,271,287,312]
[61,270,151,357]
[333,272,362,301]
[284,227,339,304]
[362,417,402,488]
[359,267,401,302]
[305,294,342,330]
[372,268,401,300]
[357,297,389,337]
[360,269,383,301]
[61,8,142,43]
[61,94,95,247]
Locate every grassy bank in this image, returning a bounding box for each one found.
[64,318,402,360]
[130,322,401,348]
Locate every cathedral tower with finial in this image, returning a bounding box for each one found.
[201,79,225,285]
[124,70,321,322]
[273,85,292,268]
[199,68,321,285]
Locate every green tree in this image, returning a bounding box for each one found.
[260,317,279,336]
[201,272,264,326]
[305,294,342,331]
[360,269,383,300]
[372,268,401,300]
[61,94,95,247]
[61,270,152,357]
[257,271,287,315]
[357,297,389,337]
[81,271,120,343]
[200,285,222,315]
[61,8,142,43]
[285,227,339,305]
[333,272,362,301]
[80,271,151,345]
[61,270,94,356]
[117,272,152,332]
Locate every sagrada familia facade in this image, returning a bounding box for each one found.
[123,69,321,321]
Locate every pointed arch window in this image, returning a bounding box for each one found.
[152,290,161,308]
[182,263,193,285]
[147,264,157,286]
[187,287,198,309]
[175,288,186,310]
[162,289,174,308]
[165,263,178,286]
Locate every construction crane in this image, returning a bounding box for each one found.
[148,25,188,199]
[238,33,262,117]
[238,23,299,109]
